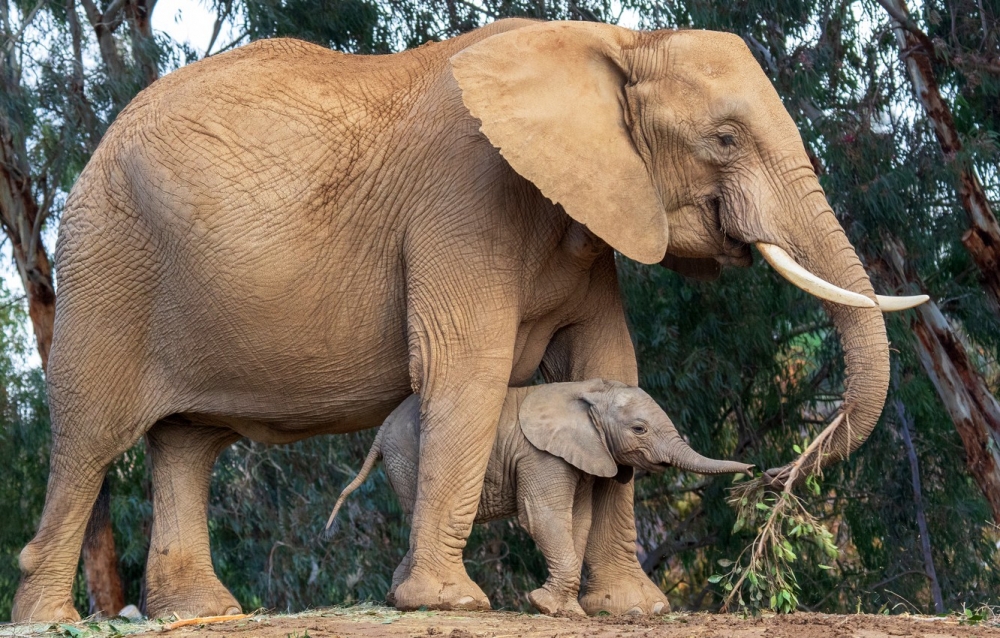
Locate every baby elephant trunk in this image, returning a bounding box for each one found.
[662,435,753,476]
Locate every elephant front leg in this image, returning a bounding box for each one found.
[391,287,518,612]
[145,420,241,619]
[541,257,669,616]
[391,370,510,611]
[578,478,669,615]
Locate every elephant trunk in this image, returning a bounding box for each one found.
[662,434,753,476]
[765,187,890,485]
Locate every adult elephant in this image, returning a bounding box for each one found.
[13,19,923,622]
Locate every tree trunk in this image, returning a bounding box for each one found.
[82,481,127,617]
[126,0,159,87]
[910,303,1000,524]
[0,30,56,372]
[891,398,944,613]
[882,239,1000,524]
[882,0,1000,314]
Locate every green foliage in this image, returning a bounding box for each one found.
[716,482,839,614]
[241,0,391,52]
[207,433,408,611]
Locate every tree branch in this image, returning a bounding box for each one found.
[204,0,231,57]
[209,28,249,56]
[891,396,944,613]
[2,0,44,54]
[873,0,936,55]
[641,507,706,574]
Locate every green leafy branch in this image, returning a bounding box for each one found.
[716,413,845,614]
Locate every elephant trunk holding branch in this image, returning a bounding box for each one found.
[13,18,923,622]
[327,381,752,616]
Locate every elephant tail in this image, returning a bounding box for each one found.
[325,427,385,534]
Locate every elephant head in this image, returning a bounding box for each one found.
[451,21,927,481]
[518,380,752,477]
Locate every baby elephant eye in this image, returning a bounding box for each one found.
[630,424,647,435]
[718,133,736,148]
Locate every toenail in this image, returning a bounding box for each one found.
[626,606,643,616]
[653,602,665,614]
[456,596,474,606]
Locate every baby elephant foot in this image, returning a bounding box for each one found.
[527,587,586,618]
[392,568,490,611]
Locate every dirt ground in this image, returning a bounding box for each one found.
[5,605,1000,638]
[8,605,996,638]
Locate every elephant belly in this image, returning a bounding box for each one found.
[144,220,414,439]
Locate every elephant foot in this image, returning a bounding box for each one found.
[527,587,586,618]
[145,579,242,620]
[391,567,490,611]
[11,591,80,623]
[579,568,669,616]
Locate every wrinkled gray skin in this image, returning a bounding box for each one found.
[328,381,752,617]
[15,18,892,622]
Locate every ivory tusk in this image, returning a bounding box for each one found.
[756,243,877,309]
[876,294,930,312]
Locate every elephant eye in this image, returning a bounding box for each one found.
[630,424,647,435]
[718,133,736,148]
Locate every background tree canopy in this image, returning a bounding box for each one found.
[1,0,998,620]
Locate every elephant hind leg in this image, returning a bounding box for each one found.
[12,412,150,622]
[144,418,241,619]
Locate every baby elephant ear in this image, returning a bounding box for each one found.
[518,381,618,478]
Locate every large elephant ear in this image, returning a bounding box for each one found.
[450,21,668,265]
[517,380,618,478]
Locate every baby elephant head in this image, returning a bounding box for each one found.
[519,379,752,478]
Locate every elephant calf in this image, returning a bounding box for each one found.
[328,379,751,616]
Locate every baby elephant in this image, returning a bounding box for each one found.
[328,379,751,616]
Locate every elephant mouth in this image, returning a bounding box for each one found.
[711,194,753,267]
[716,237,752,267]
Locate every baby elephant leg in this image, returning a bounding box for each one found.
[386,549,412,605]
[517,465,586,617]
[571,476,594,567]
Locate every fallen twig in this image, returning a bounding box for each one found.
[161,614,249,631]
